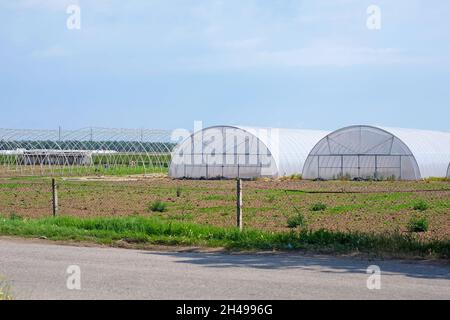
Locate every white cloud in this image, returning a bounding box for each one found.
[2,0,448,74]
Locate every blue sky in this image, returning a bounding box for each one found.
[0,0,449,132]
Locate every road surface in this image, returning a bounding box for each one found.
[0,238,449,299]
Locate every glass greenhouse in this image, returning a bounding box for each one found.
[169,125,329,179]
[302,125,450,180]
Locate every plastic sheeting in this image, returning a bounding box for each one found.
[383,127,450,179]
[303,125,450,180]
[169,126,329,179]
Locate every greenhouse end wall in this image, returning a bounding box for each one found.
[302,126,421,180]
[303,125,450,180]
[169,126,277,179]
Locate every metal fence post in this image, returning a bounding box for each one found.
[52,178,58,217]
[236,178,243,231]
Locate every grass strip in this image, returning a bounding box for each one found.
[0,215,448,259]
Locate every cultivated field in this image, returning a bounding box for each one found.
[1,176,449,241]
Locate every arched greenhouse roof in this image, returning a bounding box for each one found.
[380,126,450,178]
[302,125,450,180]
[169,125,329,179]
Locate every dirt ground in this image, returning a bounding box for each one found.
[0,176,449,241]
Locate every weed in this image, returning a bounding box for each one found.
[280,174,302,181]
[267,195,276,203]
[0,277,13,300]
[149,201,167,213]
[386,175,397,182]
[424,177,450,182]
[413,200,429,211]
[310,203,327,212]
[339,173,352,181]
[0,215,447,258]
[9,213,22,220]
[287,213,306,229]
[407,216,429,233]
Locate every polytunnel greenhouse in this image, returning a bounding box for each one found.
[0,127,175,177]
[302,125,450,180]
[169,125,329,179]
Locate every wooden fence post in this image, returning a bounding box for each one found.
[52,178,58,217]
[236,178,243,231]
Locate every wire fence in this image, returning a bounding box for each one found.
[1,176,450,240]
[0,177,306,231]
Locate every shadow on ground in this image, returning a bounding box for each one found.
[143,250,450,281]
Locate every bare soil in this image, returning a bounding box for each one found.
[0,176,449,241]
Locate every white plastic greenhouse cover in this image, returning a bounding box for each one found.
[302,125,450,180]
[169,125,329,179]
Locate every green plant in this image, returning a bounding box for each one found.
[287,213,306,229]
[310,202,327,212]
[0,277,13,300]
[413,200,429,211]
[176,186,182,197]
[386,175,397,182]
[424,177,450,182]
[407,216,429,233]
[9,213,22,220]
[0,215,448,258]
[149,201,168,213]
[267,195,276,203]
[279,174,302,181]
[339,173,351,181]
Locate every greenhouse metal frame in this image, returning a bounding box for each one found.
[0,127,174,177]
[2,125,450,180]
[169,125,329,179]
[302,125,450,180]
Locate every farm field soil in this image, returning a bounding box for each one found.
[0,177,449,242]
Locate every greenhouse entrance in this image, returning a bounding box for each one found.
[303,126,421,180]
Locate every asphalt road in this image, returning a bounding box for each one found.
[0,238,449,300]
